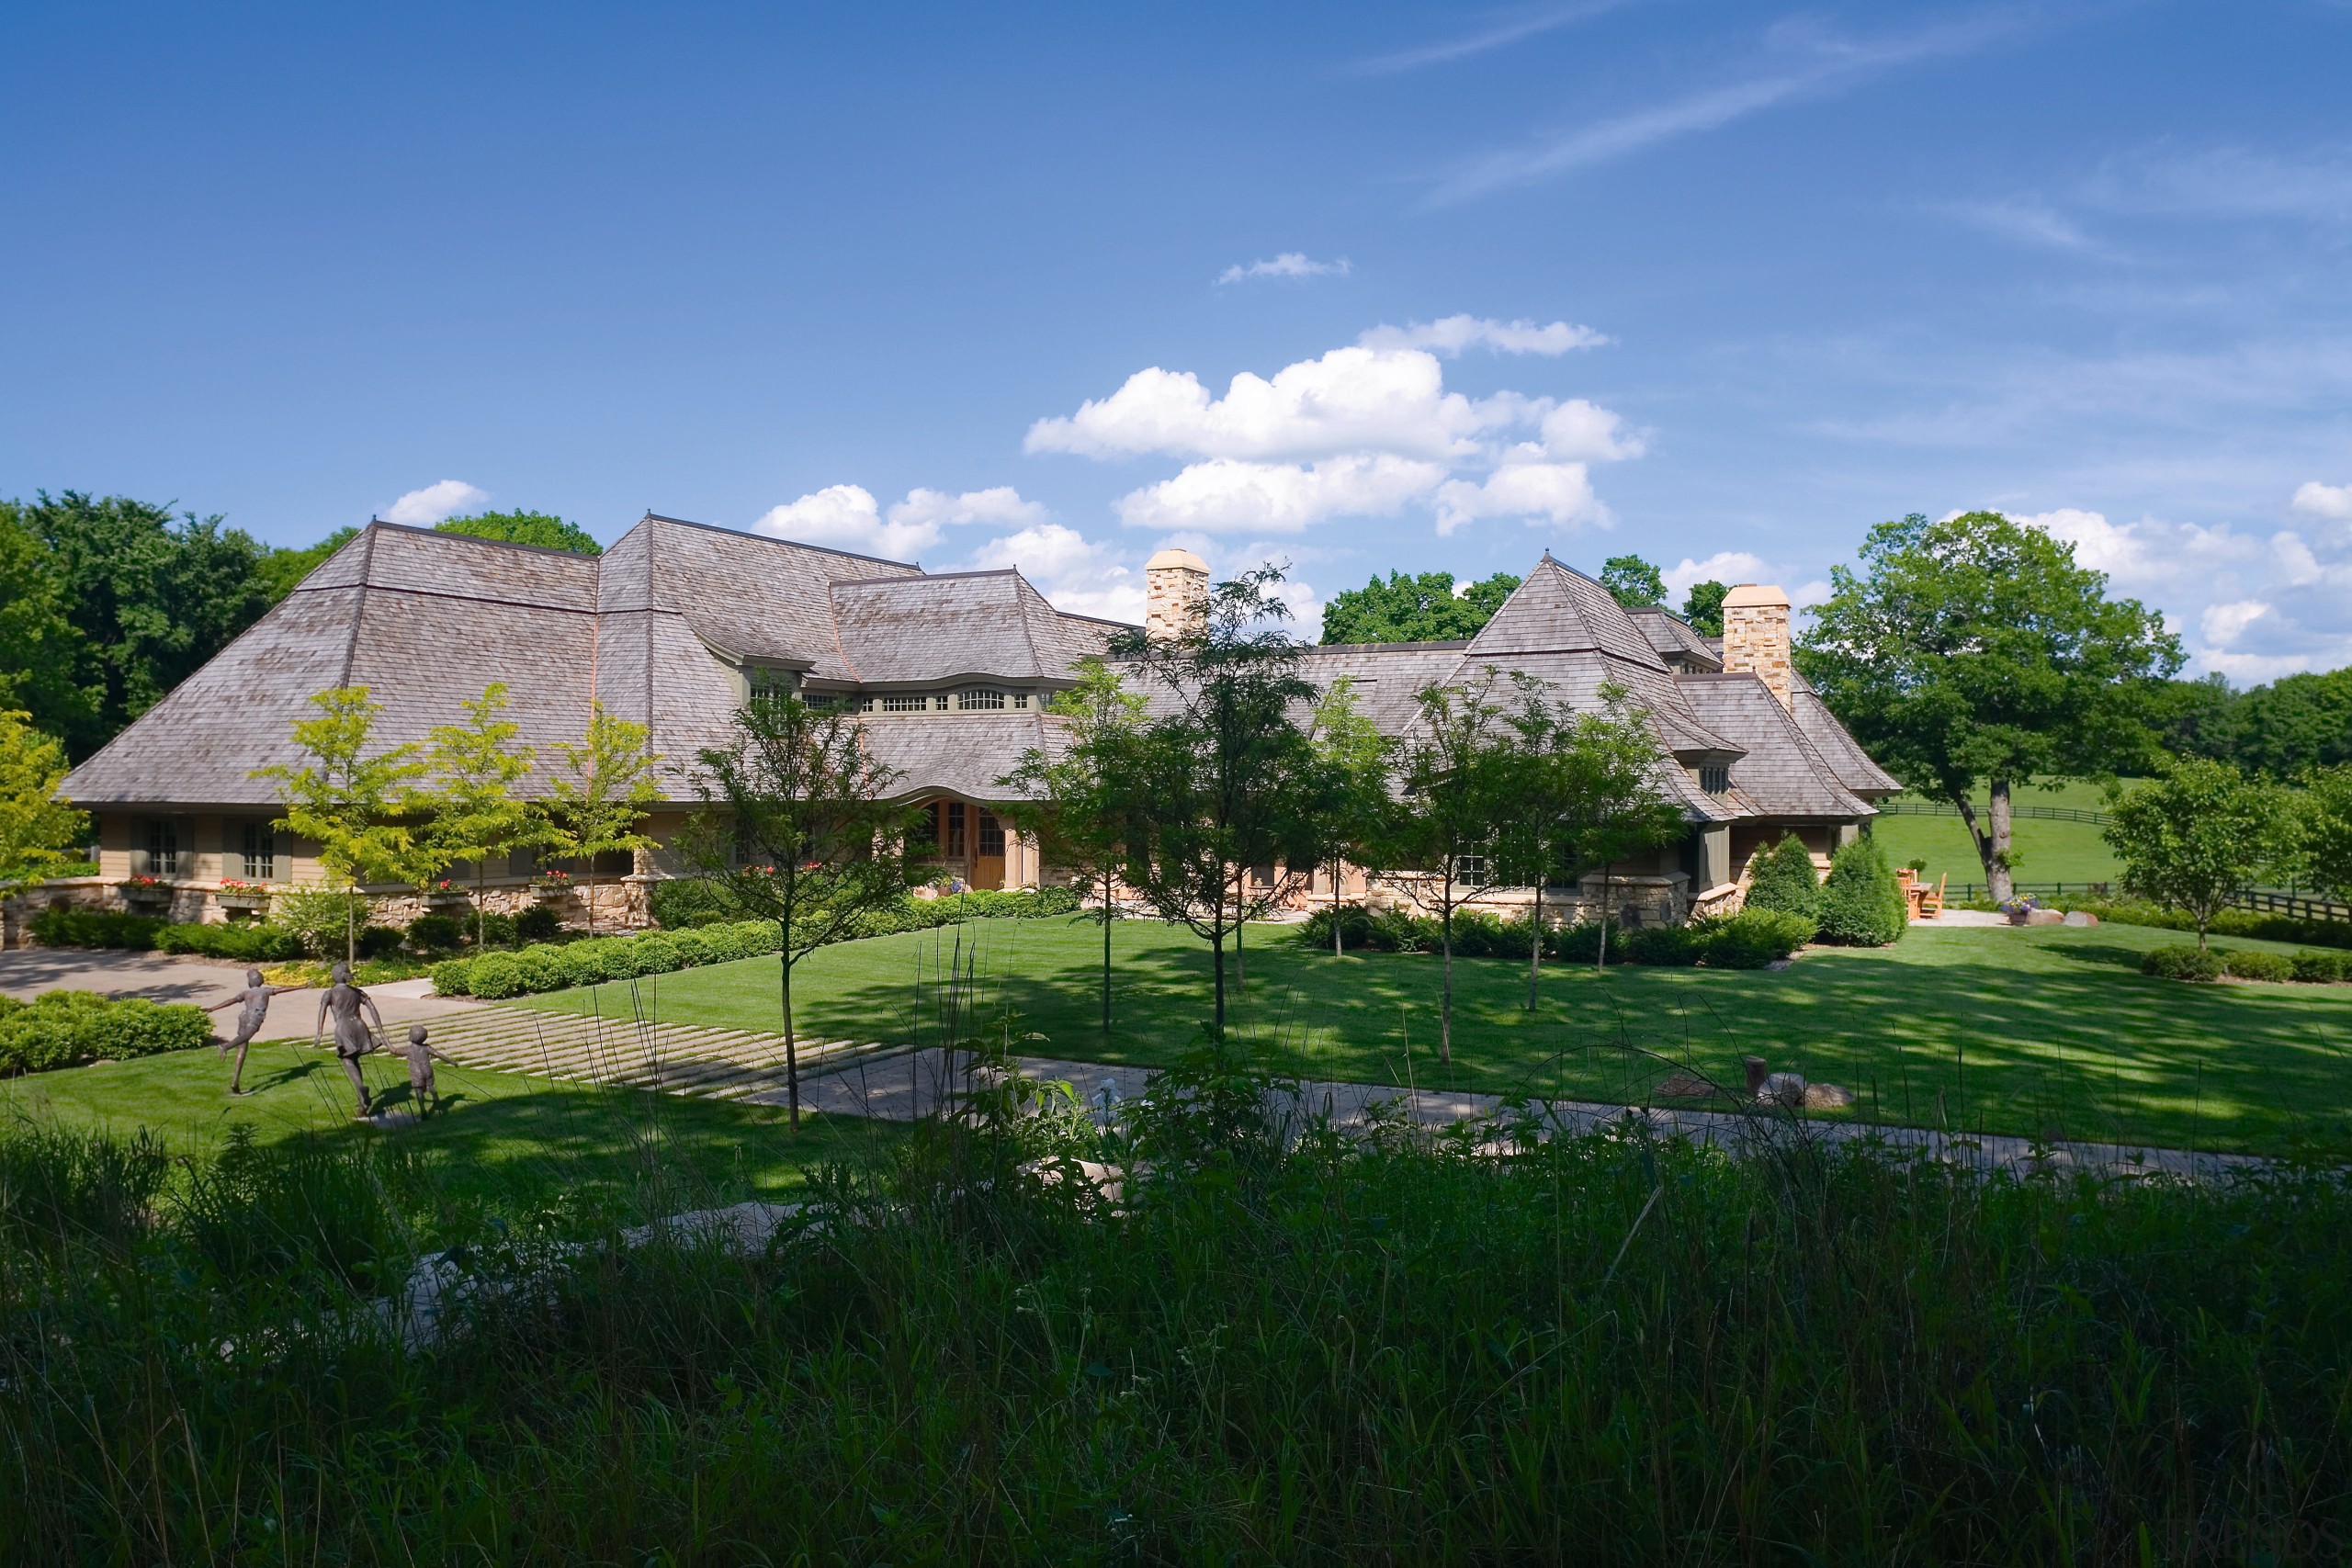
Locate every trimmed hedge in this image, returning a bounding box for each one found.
[153,921,306,963]
[2292,950,2348,983]
[2067,897,2352,952]
[0,991,212,1076]
[1297,903,1814,969]
[28,909,164,950]
[434,887,1084,998]
[2142,945,2223,982]
[2222,950,2295,983]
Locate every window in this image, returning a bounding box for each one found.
[746,666,793,702]
[140,819,180,878]
[239,822,277,880]
[1454,854,1487,887]
[945,801,967,858]
[978,812,1005,856]
[1250,862,1275,888]
[958,688,1006,711]
[1012,692,1030,710]
[1700,765,1731,795]
[882,694,928,713]
[508,845,538,876]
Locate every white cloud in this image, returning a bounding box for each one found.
[967,524,1145,623]
[1216,253,1350,285]
[1358,315,1609,356]
[1432,462,1605,536]
[1117,455,1447,535]
[1933,197,2098,253]
[2199,598,2271,649]
[1792,580,1835,610]
[383,479,489,527]
[1347,0,1636,75]
[2203,649,2316,682]
[1663,551,1771,597]
[752,483,1046,561]
[2292,479,2352,522]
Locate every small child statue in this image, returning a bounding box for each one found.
[397,1023,454,1118]
[202,967,279,1097]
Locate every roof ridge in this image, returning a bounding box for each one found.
[363,517,603,560]
[639,513,924,571]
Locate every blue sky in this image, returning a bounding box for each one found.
[5,1,2349,677]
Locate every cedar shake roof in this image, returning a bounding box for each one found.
[60,523,1893,834]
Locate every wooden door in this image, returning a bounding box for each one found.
[974,811,1006,890]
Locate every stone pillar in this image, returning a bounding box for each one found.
[1721,583,1793,710]
[1144,547,1209,642]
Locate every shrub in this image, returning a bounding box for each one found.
[1744,835,1821,920]
[356,924,406,960]
[0,990,212,1076]
[1813,837,1907,947]
[629,932,681,975]
[153,920,306,963]
[2290,950,2347,984]
[473,910,518,948]
[1699,908,1815,969]
[514,944,573,992]
[28,908,163,950]
[649,875,750,929]
[1625,924,1707,966]
[269,886,369,956]
[2222,949,2295,983]
[429,958,473,997]
[464,952,527,999]
[2142,945,2223,982]
[1445,909,1512,957]
[2066,896,2352,953]
[405,912,463,953]
[1555,919,1631,964]
[514,904,561,943]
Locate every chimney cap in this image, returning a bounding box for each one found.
[1723,583,1791,609]
[1145,547,1209,574]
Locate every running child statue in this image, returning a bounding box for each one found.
[202,967,279,1097]
[396,1023,454,1118]
[312,962,388,1118]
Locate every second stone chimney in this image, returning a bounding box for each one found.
[1144,547,1209,642]
[1721,583,1793,710]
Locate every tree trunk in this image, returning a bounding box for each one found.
[1595,868,1611,971]
[345,886,357,966]
[779,918,799,1128]
[1987,778,2015,903]
[1440,883,1454,1066]
[1526,878,1543,1010]
[476,860,490,948]
[584,866,598,936]
[1211,923,1227,1032]
[1332,858,1344,957]
[1101,865,1114,1039]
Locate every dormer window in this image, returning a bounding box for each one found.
[1700,764,1731,795]
[745,666,793,702]
[957,688,1006,711]
[881,694,927,713]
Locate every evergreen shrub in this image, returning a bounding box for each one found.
[1625,924,1707,965]
[2222,950,2294,983]
[404,913,462,953]
[153,921,305,962]
[463,953,527,999]
[1744,834,1821,920]
[514,905,561,943]
[28,908,164,950]
[2291,950,2347,983]
[1696,908,1815,969]
[2142,945,2223,982]
[0,991,211,1075]
[1813,838,1908,947]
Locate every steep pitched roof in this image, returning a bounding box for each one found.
[825,571,1117,686]
[1463,555,1660,665]
[1624,606,1723,671]
[1679,674,1875,819]
[1790,670,1903,795]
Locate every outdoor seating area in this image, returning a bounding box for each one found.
[1897,867,1945,921]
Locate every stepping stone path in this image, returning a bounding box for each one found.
[421,1006,903,1101]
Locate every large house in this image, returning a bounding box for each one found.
[48,513,1897,930]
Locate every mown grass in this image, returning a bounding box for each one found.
[521,915,2352,1157]
[2,1055,2347,1564]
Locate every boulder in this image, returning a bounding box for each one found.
[2025,908,2065,926]
[1802,1083,1856,1109]
[2062,910,2098,927]
[1759,1071,1807,1107]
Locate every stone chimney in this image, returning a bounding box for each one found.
[1720,583,1793,709]
[1144,547,1209,642]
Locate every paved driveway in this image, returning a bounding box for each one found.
[0,949,479,1043]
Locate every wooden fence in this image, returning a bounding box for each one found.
[1880,801,2114,827]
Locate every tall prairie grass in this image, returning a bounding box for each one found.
[3,1034,2348,1563]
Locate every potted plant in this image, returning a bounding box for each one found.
[214,878,272,914]
[529,867,575,903]
[421,878,472,909]
[116,873,174,910]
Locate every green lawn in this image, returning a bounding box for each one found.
[522,914,2352,1157]
[1870,812,2121,887]
[1,1039,895,1217]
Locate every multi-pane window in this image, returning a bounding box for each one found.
[747,666,792,701]
[945,802,967,858]
[957,688,1006,711]
[1454,854,1487,887]
[240,822,277,880]
[978,812,1005,856]
[882,694,928,713]
[1700,765,1731,795]
[1012,692,1030,709]
[141,820,179,878]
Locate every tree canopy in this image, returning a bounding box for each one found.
[1320,570,1520,644]
[2103,758,2299,947]
[1797,511,2181,901]
[1680,581,1728,637]
[435,510,602,556]
[1599,555,1665,609]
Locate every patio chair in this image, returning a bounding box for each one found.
[1917,874,1946,919]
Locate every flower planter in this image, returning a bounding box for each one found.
[117,882,174,910]
[422,890,473,908]
[214,889,271,914]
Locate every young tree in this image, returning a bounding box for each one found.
[1385,671,1523,1063]
[542,702,662,935]
[1600,555,1666,609]
[1799,512,2181,902]
[423,682,547,946]
[2305,765,2352,905]
[1552,682,1684,971]
[999,655,1149,1040]
[0,708,88,887]
[1680,580,1729,637]
[1301,676,1394,957]
[684,692,924,1126]
[1105,567,1321,1032]
[251,686,434,963]
[2101,758,2298,948]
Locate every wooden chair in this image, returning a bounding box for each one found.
[1916,874,1946,919]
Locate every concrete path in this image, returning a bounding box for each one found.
[0,948,481,1043]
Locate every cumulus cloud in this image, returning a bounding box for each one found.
[1027,333,1639,538]
[2292,479,2352,523]
[753,484,1046,561]
[2199,598,2272,649]
[1216,253,1350,285]
[966,523,1145,623]
[1358,315,1609,356]
[1663,551,1771,597]
[383,479,489,527]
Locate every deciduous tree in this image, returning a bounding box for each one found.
[542,703,662,935]
[435,510,603,556]
[2296,764,2352,906]
[1319,570,1520,644]
[1301,676,1394,958]
[1600,555,1665,609]
[685,692,923,1125]
[252,686,434,963]
[1798,512,2181,903]
[1680,580,1728,637]
[0,709,88,887]
[2102,758,2298,948]
[424,682,548,946]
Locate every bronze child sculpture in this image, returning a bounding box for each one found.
[312,962,388,1118]
[202,967,279,1096]
[396,1023,454,1117]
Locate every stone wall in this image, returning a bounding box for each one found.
[1720,584,1793,710]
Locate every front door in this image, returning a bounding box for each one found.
[974,811,1006,890]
